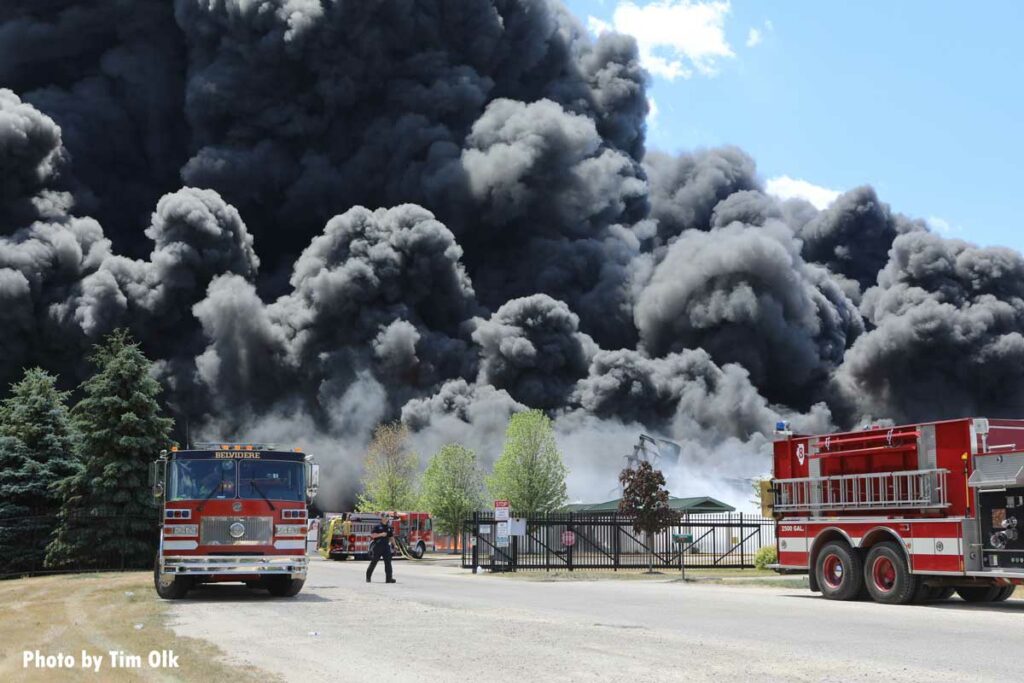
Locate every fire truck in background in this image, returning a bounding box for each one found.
[319,511,434,560]
[150,444,319,599]
[766,417,1024,604]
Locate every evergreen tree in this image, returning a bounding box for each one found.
[420,444,484,551]
[488,410,568,516]
[0,368,79,575]
[46,330,173,570]
[357,423,419,512]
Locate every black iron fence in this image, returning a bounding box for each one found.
[462,512,775,572]
[0,510,157,579]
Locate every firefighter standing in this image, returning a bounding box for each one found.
[366,512,397,583]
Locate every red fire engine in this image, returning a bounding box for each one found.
[769,417,1024,604]
[319,511,434,560]
[150,444,319,599]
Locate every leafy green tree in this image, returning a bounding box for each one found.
[618,462,678,572]
[420,444,484,551]
[0,368,80,574]
[488,410,567,516]
[46,330,173,570]
[357,423,419,512]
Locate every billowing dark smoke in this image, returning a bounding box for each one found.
[836,231,1024,422]
[1,0,1019,509]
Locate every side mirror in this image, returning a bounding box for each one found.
[307,462,320,501]
[149,461,164,500]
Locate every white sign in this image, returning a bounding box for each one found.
[496,520,510,547]
[494,499,510,521]
[509,517,527,536]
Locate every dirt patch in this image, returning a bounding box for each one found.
[0,572,275,682]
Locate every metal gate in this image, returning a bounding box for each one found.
[462,512,774,572]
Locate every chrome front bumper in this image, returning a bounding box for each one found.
[160,554,308,577]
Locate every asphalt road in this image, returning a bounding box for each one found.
[169,557,1024,682]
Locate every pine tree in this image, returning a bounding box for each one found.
[46,330,173,570]
[487,410,568,516]
[0,368,80,574]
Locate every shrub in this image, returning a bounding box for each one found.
[754,545,778,570]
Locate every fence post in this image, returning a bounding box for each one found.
[614,516,620,571]
[567,513,574,572]
[471,511,479,574]
[121,511,127,571]
[740,512,745,568]
[544,513,550,571]
[512,534,518,572]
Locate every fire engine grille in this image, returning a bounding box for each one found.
[200,516,273,546]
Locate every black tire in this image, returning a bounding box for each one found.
[993,585,1016,602]
[968,584,1016,603]
[815,542,863,601]
[864,542,919,605]
[956,585,1001,602]
[153,560,191,600]
[411,542,426,559]
[265,576,305,597]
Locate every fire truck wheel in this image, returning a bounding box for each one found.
[864,542,918,605]
[956,585,1001,602]
[926,586,956,601]
[265,576,305,597]
[993,585,1016,602]
[815,542,863,601]
[153,562,192,600]
[411,542,426,559]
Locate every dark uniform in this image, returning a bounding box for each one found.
[366,520,395,583]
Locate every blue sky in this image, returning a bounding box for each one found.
[566,0,1024,251]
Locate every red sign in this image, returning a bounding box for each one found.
[561,530,576,547]
[494,500,510,521]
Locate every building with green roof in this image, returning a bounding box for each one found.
[563,496,735,514]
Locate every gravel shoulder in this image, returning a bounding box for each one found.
[0,572,272,682]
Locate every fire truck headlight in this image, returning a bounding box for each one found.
[165,524,198,537]
[275,524,306,537]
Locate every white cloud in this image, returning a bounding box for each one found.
[588,1,735,80]
[765,175,842,210]
[587,16,612,34]
[927,216,961,236]
[746,28,761,47]
[647,95,659,126]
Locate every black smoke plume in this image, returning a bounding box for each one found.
[1,0,1017,508]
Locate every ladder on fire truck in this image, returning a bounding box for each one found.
[773,468,949,513]
[773,426,950,513]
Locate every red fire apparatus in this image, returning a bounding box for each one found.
[150,444,319,599]
[319,511,434,560]
[768,417,1024,604]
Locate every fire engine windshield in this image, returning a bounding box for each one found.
[237,460,304,502]
[168,460,237,502]
[167,459,304,502]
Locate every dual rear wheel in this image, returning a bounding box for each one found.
[814,540,917,603]
[816,540,1016,605]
